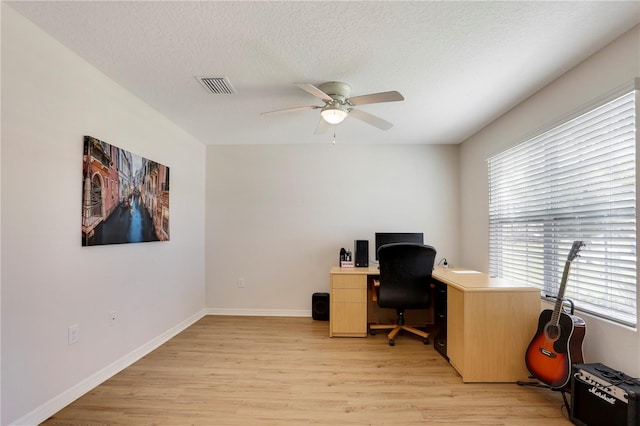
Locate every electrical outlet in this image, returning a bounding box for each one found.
[68,324,79,345]
[237,278,245,288]
[109,310,118,326]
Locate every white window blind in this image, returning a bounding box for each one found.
[488,88,637,327]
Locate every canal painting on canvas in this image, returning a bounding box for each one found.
[81,136,170,246]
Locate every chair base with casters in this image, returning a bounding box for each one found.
[369,310,430,346]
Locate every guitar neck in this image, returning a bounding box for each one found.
[550,260,573,324]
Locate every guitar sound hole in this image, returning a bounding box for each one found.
[544,324,560,340]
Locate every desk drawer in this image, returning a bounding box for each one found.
[434,333,448,361]
[331,274,367,289]
[331,301,367,337]
[332,288,366,303]
[433,280,447,324]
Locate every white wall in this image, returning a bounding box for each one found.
[1,4,207,425]
[206,144,459,313]
[459,25,640,377]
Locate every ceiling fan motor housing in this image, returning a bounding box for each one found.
[318,81,351,104]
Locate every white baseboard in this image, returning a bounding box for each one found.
[206,308,312,317]
[12,309,207,426]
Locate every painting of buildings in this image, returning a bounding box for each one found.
[81,136,170,246]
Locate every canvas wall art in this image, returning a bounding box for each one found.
[82,136,170,246]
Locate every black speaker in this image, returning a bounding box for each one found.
[571,363,640,426]
[312,293,329,321]
[354,240,369,267]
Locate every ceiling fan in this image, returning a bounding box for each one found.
[261,82,404,134]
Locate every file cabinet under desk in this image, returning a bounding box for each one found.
[432,279,448,361]
[329,268,368,337]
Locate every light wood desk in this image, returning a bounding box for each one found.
[329,265,541,383]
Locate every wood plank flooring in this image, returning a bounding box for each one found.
[42,316,572,425]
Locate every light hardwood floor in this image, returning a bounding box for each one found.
[42,316,572,425]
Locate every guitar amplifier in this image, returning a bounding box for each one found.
[571,363,640,426]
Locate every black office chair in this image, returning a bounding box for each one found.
[370,243,436,346]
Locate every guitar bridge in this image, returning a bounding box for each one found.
[540,348,557,358]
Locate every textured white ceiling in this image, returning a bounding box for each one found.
[7,1,640,145]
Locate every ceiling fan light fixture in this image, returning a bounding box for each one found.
[320,105,348,124]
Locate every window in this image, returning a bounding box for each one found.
[488,83,638,327]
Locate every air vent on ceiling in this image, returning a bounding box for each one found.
[196,76,236,94]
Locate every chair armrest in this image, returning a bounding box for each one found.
[372,279,380,302]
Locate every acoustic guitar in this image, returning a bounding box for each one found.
[525,240,586,389]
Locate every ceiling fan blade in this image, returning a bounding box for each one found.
[348,109,394,130]
[261,105,320,115]
[348,91,404,106]
[295,83,333,102]
[314,117,330,135]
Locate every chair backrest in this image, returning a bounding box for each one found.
[377,243,437,310]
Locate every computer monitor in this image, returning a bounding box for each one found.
[374,232,424,260]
